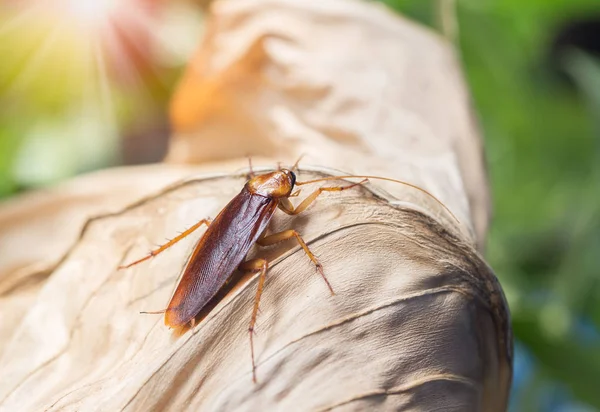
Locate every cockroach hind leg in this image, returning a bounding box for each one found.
[119,218,211,269]
[239,258,268,384]
[249,327,258,384]
[315,263,335,296]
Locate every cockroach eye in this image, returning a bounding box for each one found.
[288,170,296,187]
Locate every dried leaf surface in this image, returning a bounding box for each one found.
[0,171,510,411]
[0,165,200,346]
[168,0,490,248]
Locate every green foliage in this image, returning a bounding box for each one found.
[0,5,180,193]
[380,0,600,409]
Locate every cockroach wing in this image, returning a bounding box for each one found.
[164,188,278,327]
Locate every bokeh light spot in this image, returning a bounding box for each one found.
[66,0,117,26]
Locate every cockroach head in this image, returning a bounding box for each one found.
[247,168,296,198]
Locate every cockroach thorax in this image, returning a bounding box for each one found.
[246,169,296,198]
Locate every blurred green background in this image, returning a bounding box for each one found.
[1,1,599,410]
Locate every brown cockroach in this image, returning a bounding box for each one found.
[119,160,458,382]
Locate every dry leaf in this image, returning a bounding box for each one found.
[168,0,490,249]
[0,170,510,411]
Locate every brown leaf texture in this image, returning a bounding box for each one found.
[0,171,510,411]
[167,0,490,248]
[0,0,511,411]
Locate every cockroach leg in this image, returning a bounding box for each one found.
[278,179,368,216]
[118,218,212,269]
[296,174,460,223]
[239,258,269,383]
[257,230,334,295]
[289,189,301,198]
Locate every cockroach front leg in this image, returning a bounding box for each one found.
[278,179,368,216]
[239,258,269,383]
[119,218,212,269]
[257,230,334,295]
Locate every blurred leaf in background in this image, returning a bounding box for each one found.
[382,0,600,411]
[0,0,203,196]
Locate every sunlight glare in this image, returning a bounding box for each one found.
[66,0,117,26]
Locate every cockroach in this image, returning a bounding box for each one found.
[119,160,458,383]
